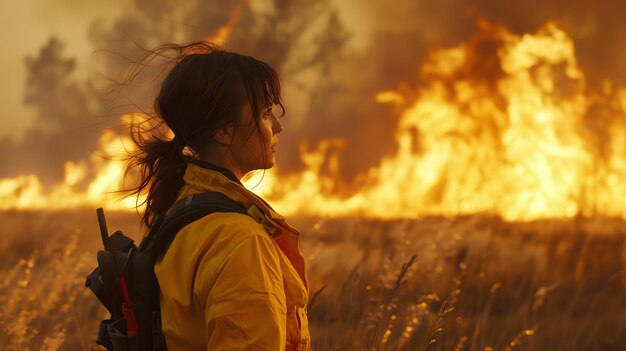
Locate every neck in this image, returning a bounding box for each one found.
[199,153,245,180]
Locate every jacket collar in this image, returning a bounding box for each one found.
[182,161,300,238]
[182,160,308,289]
[189,159,241,184]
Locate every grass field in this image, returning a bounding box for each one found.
[0,210,625,350]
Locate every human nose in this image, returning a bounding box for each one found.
[272,114,284,134]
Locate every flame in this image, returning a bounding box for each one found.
[204,2,245,46]
[252,22,626,221]
[3,22,626,221]
[0,116,144,211]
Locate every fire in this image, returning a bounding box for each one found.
[3,22,626,221]
[204,2,245,46]
[0,119,144,211]
[254,21,626,221]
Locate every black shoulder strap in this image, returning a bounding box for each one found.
[149,192,249,260]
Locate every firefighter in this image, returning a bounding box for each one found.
[124,42,310,351]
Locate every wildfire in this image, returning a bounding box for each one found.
[255,21,626,221]
[0,124,143,211]
[2,22,626,221]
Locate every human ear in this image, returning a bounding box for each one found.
[213,125,234,146]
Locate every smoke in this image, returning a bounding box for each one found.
[1,0,347,182]
[2,0,625,186]
[276,0,626,179]
[0,37,103,183]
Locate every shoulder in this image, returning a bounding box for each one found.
[186,211,270,243]
[169,211,277,264]
[187,213,286,306]
[158,211,281,291]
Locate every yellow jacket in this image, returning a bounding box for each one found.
[154,161,310,350]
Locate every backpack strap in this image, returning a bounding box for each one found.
[127,192,249,351]
[150,191,249,261]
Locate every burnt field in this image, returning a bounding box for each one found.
[0,210,625,350]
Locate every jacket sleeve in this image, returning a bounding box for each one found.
[199,232,287,351]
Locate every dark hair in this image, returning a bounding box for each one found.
[122,42,284,226]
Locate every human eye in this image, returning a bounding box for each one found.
[275,105,285,118]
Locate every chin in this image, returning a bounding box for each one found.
[251,160,275,171]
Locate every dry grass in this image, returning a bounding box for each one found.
[0,210,625,350]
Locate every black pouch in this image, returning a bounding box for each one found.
[97,319,114,350]
[108,317,140,351]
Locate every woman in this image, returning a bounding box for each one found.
[124,42,310,351]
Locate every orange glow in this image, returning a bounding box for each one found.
[3,22,626,221]
[251,22,626,221]
[204,2,245,46]
[0,115,145,211]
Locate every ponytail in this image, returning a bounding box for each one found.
[124,122,190,227]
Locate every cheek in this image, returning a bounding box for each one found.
[262,120,274,139]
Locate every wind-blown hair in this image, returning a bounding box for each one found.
[122,42,284,227]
